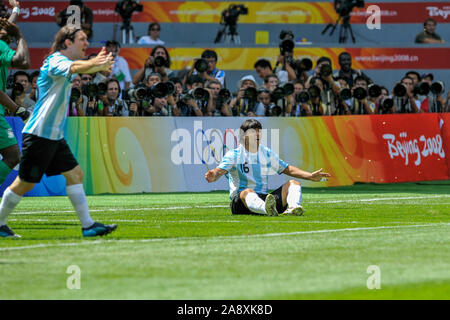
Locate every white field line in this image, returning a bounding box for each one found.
[1,223,449,252]
[11,194,450,216]
[7,218,358,224]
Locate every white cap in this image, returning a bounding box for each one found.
[237,75,258,89]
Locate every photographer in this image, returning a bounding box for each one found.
[7,70,35,114]
[392,76,420,113]
[229,75,258,116]
[55,1,93,40]
[254,59,288,87]
[291,81,312,117]
[306,57,340,115]
[345,76,375,115]
[275,30,299,83]
[132,45,174,85]
[302,80,327,116]
[172,90,203,117]
[374,86,394,114]
[106,40,131,93]
[100,79,130,116]
[205,80,231,116]
[334,52,372,88]
[68,74,87,116]
[185,49,226,87]
[255,88,271,116]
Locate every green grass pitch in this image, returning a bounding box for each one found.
[0,181,449,300]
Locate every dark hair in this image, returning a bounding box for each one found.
[30,70,40,81]
[317,56,332,67]
[186,75,204,85]
[354,75,368,84]
[201,49,218,61]
[13,70,30,83]
[264,74,278,84]
[150,45,171,68]
[169,76,182,86]
[338,52,351,60]
[148,22,161,32]
[240,119,262,134]
[424,18,437,27]
[106,40,120,48]
[106,78,120,89]
[50,26,82,54]
[405,71,421,81]
[254,59,272,70]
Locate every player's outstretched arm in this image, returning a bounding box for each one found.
[205,168,227,183]
[282,166,331,182]
[70,47,114,74]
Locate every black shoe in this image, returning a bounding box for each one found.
[82,222,117,237]
[0,225,21,238]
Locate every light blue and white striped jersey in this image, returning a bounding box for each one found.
[218,145,289,199]
[23,52,74,140]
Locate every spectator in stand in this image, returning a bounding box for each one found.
[0,0,21,24]
[105,40,131,93]
[138,22,165,45]
[132,45,174,85]
[55,0,94,40]
[415,18,445,44]
[333,52,372,88]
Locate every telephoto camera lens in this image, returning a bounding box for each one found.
[97,82,108,96]
[83,83,99,98]
[12,82,24,96]
[218,88,231,103]
[127,85,148,101]
[353,87,368,100]
[413,82,430,96]
[307,85,321,99]
[319,64,332,77]
[153,56,166,67]
[192,87,210,101]
[339,88,352,100]
[194,59,209,73]
[368,84,381,98]
[430,81,444,95]
[149,82,169,99]
[70,87,81,103]
[165,81,176,95]
[270,87,285,102]
[243,87,258,102]
[393,83,407,97]
[295,90,310,104]
[282,83,294,96]
[381,97,394,111]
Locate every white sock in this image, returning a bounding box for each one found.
[287,184,302,208]
[0,188,22,226]
[245,192,267,215]
[66,184,94,228]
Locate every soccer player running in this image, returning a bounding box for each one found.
[205,119,331,216]
[0,26,117,238]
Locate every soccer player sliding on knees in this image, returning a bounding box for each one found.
[205,119,331,216]
[0,27,117,238]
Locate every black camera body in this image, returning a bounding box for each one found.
[279,30,295,55]
[222,4,248,26]
[115,0,143,24]
[82,82,107,99]
[335,0,365,17]
[194,59,208,73]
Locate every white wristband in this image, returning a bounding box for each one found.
[12,7,20,14]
